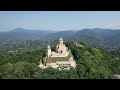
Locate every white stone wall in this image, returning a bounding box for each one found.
[39,59,76,69]
[51,51,69,57]
[57,44,64,53]
[40,57,76,69]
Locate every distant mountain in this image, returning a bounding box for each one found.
[46,28,120,51]
[0,28,55,40]
[74,28,120,42]
[72,28,120,51]
[46,30,77,41]
[46,28,120,42]
[1,28,120,51]
[1,28,120,44]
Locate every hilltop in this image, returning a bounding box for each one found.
[0,41,119,79]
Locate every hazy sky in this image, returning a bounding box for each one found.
[1,11,120,31]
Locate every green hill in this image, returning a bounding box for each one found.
[0,41,119,79]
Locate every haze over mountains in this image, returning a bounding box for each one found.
[0,28,120,41]
[1,28,120,51]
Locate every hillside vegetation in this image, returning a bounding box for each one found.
[0,41,119,79]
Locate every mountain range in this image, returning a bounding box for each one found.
[1,28,120,49]
[1,28,120,41]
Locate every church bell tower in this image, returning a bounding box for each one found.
[47,44,51,57]
[59,37,63,45]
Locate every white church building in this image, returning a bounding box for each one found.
[47,38,69,57]
[39,38,76,69]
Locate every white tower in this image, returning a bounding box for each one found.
[57,37,64,54]
[56,44,58,52]
[47,44,51,57]
[59,37,63,45]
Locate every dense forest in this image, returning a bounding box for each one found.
[0,40,120,79]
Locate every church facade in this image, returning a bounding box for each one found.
[47,38,69,57]
[39,38,76,69]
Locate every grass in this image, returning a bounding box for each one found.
[47,50,73,63]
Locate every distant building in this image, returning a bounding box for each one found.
[39,38,76,69]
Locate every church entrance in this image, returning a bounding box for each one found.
[61,50,62,53]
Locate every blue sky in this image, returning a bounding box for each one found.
[0,11,120,31]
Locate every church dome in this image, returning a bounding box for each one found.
[59,37,63,41]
